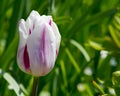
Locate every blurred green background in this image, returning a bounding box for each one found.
[0,0,120,96]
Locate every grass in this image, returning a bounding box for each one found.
[0,0,120,95]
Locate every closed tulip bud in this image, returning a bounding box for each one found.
[17,10,61,76]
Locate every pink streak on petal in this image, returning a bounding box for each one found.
[23,45,30,69]
[56,50,58,56]
[49,19,52,26]
[29,29,31,35]
[33,24,35,30]
[40,27,46,66]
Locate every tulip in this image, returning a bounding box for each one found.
[17,10,61,77]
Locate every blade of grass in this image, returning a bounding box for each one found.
[0,35,18,69]
[6,0,24,47]
[70,39,90,62]
[0,69,24,96]
[65,48,80,73]
[60,60,67,87]
[54,16,72,25]
[109,25,120,48]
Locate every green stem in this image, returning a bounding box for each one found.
[31,77,39,96]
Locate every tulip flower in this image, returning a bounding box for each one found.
[17,10,61,77]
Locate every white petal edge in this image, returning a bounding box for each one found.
[51,22,61,51]
[26,10,41,33]
[18,19,28,48]
[41,15,52,24]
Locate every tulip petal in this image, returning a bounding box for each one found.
[17,47,26,72]
[51,22,61,55]
[17,19,29,73]
[18,19,28,48]
[26,10,41,34]
[41,15,52,25]
[27,21,56,76]
[23,45,30,70]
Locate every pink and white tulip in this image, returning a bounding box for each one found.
[17,10,61,76]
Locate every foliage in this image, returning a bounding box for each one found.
[0,0,120,96]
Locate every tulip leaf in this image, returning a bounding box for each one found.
[0,69,24,96]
